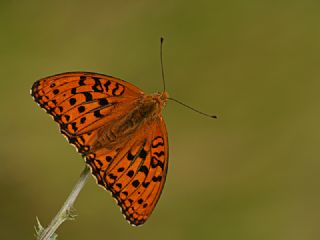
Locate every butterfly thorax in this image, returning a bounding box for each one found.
[92,91,168,151]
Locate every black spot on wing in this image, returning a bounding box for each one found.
[69,98,76,105]
[54,115,61,121]
[71,122,78,132]
[78,106,85,113]
[152,176,162,182]
[153,151,165,158]
[94,159,103,167]
[132,180,140,188]
[64,114,70,122]
[127,151,135,161]
[112,83,125,96]
[94,110,103,118]
[106,156,112,162]
[108,173,117,180]
[83,92,93,102]
[127,170,134,178]
[151,157,164,169]
[79,76,86,85]
[91,77,104,92]
[98,98,109,106]
[152,136,164,148]
[80,117,86,124]
[139,148,148,159]
[104,80,111,92]
[138,165,149,176]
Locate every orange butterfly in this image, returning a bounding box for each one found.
[31,71,169,226]
[31,39,216,226]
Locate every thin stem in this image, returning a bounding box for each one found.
[37,165,91,240]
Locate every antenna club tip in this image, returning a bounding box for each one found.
[160,37,164,43]
[211,115,218,119]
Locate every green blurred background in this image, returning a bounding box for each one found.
[1,1,320,239]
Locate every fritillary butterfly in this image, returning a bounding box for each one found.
[31,72,169,226]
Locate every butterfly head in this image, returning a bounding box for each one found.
[153,91,169,109]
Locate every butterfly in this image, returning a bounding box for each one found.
[31,71,169,226]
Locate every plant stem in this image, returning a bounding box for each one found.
[37,165,91,240]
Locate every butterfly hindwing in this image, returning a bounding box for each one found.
[85,116,168,226]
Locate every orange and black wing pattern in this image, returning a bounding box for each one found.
[31,72,143,153]
[31,72,169,225]
[86,117,168,226]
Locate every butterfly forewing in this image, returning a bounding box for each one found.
[31,72,143,151]
[31,72,169,226]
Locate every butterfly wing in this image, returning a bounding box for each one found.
[85,116,168,226]
[31,72,144,153]
[31,72,169,226]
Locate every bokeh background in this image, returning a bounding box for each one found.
[1,1,320,239]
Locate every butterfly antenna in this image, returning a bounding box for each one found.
[160,37,216,119]
[160,37,166,92]
[168,97,217,119]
